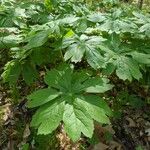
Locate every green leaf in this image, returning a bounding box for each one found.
[125,58,142,80]
[31,48,48,65]
[64,42,86,63]
[63,34,106,69]
[129,51,150,64]
[25,30,50,50]
[1,60,21,85]
[102,63,116,75]
[44,0,57,11]
[86,49,105,69]
[63,103,94,141]
[28,64,112,141]
[75,96,111,124]
[44,64,72,89]
[31,99,65,135]
[60,16,79,25]
[22,143,29,150]
[85,84,113,93]
[28,88,61,108]
[100,44,143,81]
[83,77,113,93]
[88,13,106,23]
[63,104,81,141]
[97,9,137,34]
[0,35,22,49]
[76,18,87,33]
[115,57,142,81]
[116,58,132,81]
[44,69,61,88]
[22,62,38,85]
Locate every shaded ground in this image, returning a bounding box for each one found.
[0,82,150,150]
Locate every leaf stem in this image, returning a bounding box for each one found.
[60,48,65,62]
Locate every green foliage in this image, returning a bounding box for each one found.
[112,91,146,118]
[120,92,145,109]
[27,64,112,141]
[1,60,21,85]
[32,133,59,150]
[63,34,106,69]
[21,143,29,150]
[1,0,150,144]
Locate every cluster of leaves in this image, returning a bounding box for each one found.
[1,0,150,142]
[28,64,113,141]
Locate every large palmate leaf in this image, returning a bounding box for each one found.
[133,12,150,37]
[97,9,137,34]
[63,34,106,69]
[27,64,113,141]
[99,34,150,81]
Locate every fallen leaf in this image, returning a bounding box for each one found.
[23,124,30,139]
[145,128,150,136]
[0,104,11,122]
[109,141,123,150]
[125,117,136,127]
[93,142,108,150]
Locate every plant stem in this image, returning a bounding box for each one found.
[138,0,144,9]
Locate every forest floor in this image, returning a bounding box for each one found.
[0,82,150,150]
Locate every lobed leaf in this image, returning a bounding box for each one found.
[28,88,61,108]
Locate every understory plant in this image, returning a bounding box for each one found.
[0,0,150,143]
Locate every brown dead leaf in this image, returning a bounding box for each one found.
[109,141,123,150]
[23,124,30,139]
[103,125,115,134]
[125,117,136,127]
[93,142,108,150]
[145,128,150,136]
[0,104,11,122]
[94,122,115,143]
[57,125,80,150]
[40,71,45,77]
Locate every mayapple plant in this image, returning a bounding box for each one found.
[27,64,113,141]
[1,0,150,143]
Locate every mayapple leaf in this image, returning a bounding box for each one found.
[22,61,38,85]
[25,30,50,50]
[28,88,61,108]
[63,103,94,142]
[129,51,150,64]
[28,64,112,141]
[74,96,111,124]
[31,99,65,135]
[98,37,145,81]
[0,35,22,49]
[83,77,113,93]
[115,57,142,81]
[63,34,106,69]
[88,13,106,23]
[85,84,113,93]
[1,60,21,85]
